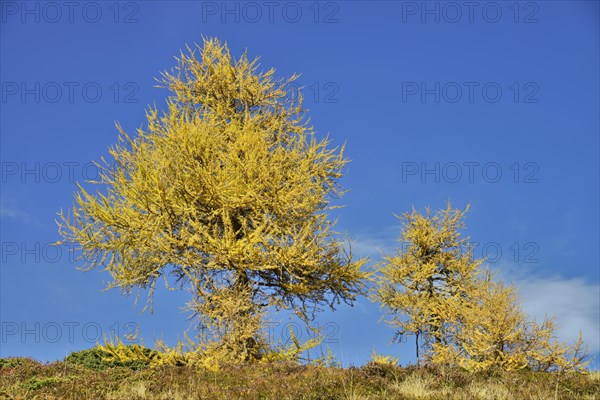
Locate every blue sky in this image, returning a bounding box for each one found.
[1,1,598,368]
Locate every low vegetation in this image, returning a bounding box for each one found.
[1,354,598,400]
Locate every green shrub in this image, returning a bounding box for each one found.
[0,358,23,369]
[64,346,157,370]
[0,357,39,369]
[23,377,61,390]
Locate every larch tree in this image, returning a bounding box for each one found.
[58,38,368,363]
[433,271,589,372]
[374,203,589,372]
[430,272,530,371]
[372,203,482,366]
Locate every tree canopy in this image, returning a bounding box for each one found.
[373,203,588,372]
[58,38,368,362]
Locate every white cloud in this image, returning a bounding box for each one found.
[495,264,600,353]
[518,277,599,352]
[0,205,29,220]
[0,195,33,223]
[351,237,392,259]
[350,226,400,259]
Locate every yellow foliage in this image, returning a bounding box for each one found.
[369,350,399,366]
[98,325,332,372]
[373,203,590,372]
[58,37,368,362]
[372,202,481,364]
[260,326,327,364]
[97,339,155,364]
[433,273,589,372]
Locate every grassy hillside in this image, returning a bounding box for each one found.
[1,355,599,399]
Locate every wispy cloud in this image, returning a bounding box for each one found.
[495,263,600,353]
[350,226,400,259]
[351,237,392,259]
[0,192,38,225]
[0,205,31,222]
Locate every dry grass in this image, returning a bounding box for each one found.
[0,357,598,400]
[467,381,512,400]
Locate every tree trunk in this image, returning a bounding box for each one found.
[416,331,420,367]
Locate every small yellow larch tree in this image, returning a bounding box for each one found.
[372,203,481,365]
[433,271,589,372]
[374,203,590,372]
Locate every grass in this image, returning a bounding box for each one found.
[0,356,599,399]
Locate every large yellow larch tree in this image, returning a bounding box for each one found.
[58,38,368,362]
